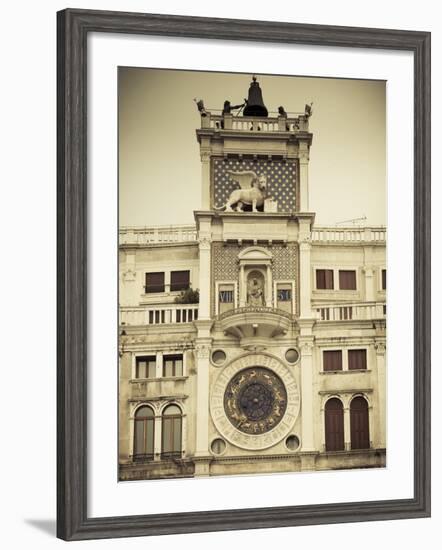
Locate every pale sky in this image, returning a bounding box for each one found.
[119,68,386,227]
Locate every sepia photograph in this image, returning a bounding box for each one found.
[118,68,387,482]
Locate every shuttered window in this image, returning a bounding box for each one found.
[163,354,183,377]
[323,350,342,371]
[145,272,165,293]
[133,406,155,460]
[382,269,386,290]
[161,405,182,458]
[170,270,190,292]
[339,270,357,290]
[348,349,367,371]
[350,397,370,449]
[316,269,334,290]
[325,398,345,451]
[135,356,156,378]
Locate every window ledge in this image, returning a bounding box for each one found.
[130,376,189,383]
[320,369,371,375]
[313,289,359,293]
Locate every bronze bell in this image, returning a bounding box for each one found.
[243,76,268,117]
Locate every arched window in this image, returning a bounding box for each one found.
[350,396,370,449]
[161,404,182,458]
[133,405,155,460]
[325,398,345,451]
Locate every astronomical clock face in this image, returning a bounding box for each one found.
[210,353,300,451]
[224,367,287,435]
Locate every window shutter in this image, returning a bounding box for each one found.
[348,349,367,370]
[325,269,334,289]
[325,398,345,451]
[316,270,325,289]
[350,397,370,449]
[170,270,190,291]
[317,269,334,289]
[382,269,386,290]
[323,350,342,371]
[339,270,356,290]
[145,272,165,293]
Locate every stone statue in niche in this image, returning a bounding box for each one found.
[247,273,264,306]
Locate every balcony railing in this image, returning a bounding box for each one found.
[315,302,386,321]
[120,225,197,246]
[203,113,309,133]
[311,227,386,244]
[119,225,386,246]
[120,304,199,326]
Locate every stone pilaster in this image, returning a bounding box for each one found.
[193,320,213,459]
[363,267,375,302]
[200,150,211,210]
[298,321,316,453]
[298,145,310,211]
[299,220,313,318]
[375,340,386,448]
[118,348,132,462]
[198,218,212,320]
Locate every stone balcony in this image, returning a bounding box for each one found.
[311,226,386,245]
[119,225,197,247]
[119,224,386,246]
[315,302,386,322]
[217,306,293,346]
[201,112,310,133]
[120,304,199,326]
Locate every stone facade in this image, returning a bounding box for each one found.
[119,85,386,481]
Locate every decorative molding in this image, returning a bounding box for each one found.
[374,341,386,355]
[194,343,211,360]
[122,268,137,282]
[198,235,212,249]
[299,339,314,355]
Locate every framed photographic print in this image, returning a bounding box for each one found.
[57,8,431,541]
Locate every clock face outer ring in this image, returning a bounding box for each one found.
[210,353,300,451]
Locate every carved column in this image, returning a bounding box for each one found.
[266,264,273,307]
[153,410,162,461]
[344,404,351,451]
[375,340,386,448]
[239,264,246,307]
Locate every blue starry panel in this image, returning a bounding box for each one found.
[213,158,297,212]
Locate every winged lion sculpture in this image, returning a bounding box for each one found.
[215,170,267,212]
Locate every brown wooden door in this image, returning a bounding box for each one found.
[350,396,370,449]
[325,398,345,451]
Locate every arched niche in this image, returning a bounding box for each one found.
[238,247,273,308]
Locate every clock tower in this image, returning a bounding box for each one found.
[193,76,317,472]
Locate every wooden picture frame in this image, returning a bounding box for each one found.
[57,8,431,541]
